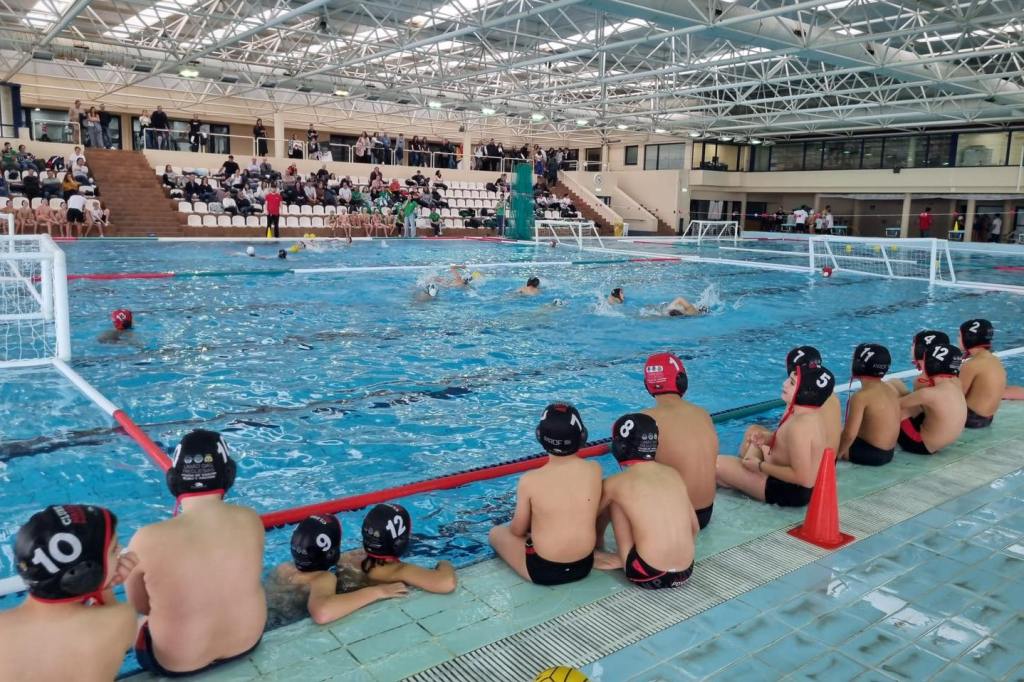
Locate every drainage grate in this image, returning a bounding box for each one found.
[406,446,1023,682]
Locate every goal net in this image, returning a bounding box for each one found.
[809,236,953,283]
[534,219,604,249]
[681,220,740,245]
[0,225,71,368]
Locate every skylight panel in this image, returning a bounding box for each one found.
[23,0,73,29]
[104,0,203,39]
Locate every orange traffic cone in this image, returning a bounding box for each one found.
[787,448,855,550]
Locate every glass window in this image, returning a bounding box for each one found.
[643,145,657,170]
[861,138,883,169]
[925,134,953,167]
[644,143,685,170]
[584,147,601,171]
[769,143,804,171]
[701,143,738,170]
[1010,132,1024,169]
[804,142,823,171]
[24,108,77,143]
[690,142,703,168]
[882,136,911,168]
[957,132,1008,166]
[753,146,770,171]
[822,139,861,170]
[909,136,929,167]
[624,145,638,166]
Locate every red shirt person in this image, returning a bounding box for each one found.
[918,208,933,238]
[265,188,282,238]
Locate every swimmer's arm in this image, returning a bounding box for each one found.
[886,378,910,397]
[370,561,456,594]
[123,561,150,615]
[689,505,700,539]
[898,390,930,418]
[508,480,532,538]
[306,573,407,625]
[958,362,977,396]
[838,393,865,459]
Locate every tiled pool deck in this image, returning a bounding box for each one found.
[129,402,1024,681]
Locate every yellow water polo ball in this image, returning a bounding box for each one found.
[535,667,589,682]
[472,271,482,280]
[288,244,301,253]
[891,245,899,252]
[844,244,853,253]
[873,245,881,252]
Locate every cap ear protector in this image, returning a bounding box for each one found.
[791,365,835,407]
[536,402,588,455]
[290,514,342,572]
[111,309,133,331]
[611,413,659,465]
[960,319,994,351]
[786,346,821,374]
[15,505,116,603]
[913,330,950,362]
[924,343,962,377]
[851,343,891,379]
[166,430,236,499]
[426,283,439,298]
[643,352,688,396]
[362,503,411,560]
[527,277,540,288]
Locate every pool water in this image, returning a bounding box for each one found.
[2,238,1023,598]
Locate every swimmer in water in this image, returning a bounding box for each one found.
[898,343,967,455]
[415,283,440,302]
[663,296,707,317]
[0,504,138,682]
[277,249,287,259]
[838,343,900,466]
[608,287,624,305]
[98,308,141,347]
[448,265,471,288]
[517,276,541,296]
[355,504,456,593]
[716,365,836,507]
[267,514,407,626]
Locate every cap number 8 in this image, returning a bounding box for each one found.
[618,419,635,438]
[30,532,83,575]
[315,533,332,551]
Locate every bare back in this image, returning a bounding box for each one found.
[131,503,266,672]
[521,458,602,562]
[605,463,695,570]
[856,382,901,450]
[643,398,718,510]
[961,351,1006,418]
[822,394,842,454]
[0,601,135,682]
[915,381,968,451]
[771,412,825,487]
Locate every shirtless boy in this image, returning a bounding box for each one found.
[898,343,967,455]
[517,277,541,296]
[358,503,456,593]
[126,430,267,676]
[594,413,698,589]
[640,353,717,528]
[0,505,137,682]
[663,296,707,317]
[608,288,624,305]
[891,330,950,396]
[489,403,602,585]
[958,319,1006,428]
[717,365,836,507]
[838,343,900,466]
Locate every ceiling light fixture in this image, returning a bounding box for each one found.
[718,135,734,142]
[333,88,349,96]
[688,131,701,138]
[531,113,545,121]
[179,66,199,78]
[576,119,588,126]
[617,124,628,130]
[749,138,763,145]
[481,106,496,115]
[428,100,442,109]
[654,128,667,134]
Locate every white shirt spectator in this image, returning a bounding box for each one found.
[793,208,808,226]
[338,186,352,203]
[991,216,1003,236]
[67,153,85,169]
[67,194,86,211]
[222,196,237,210]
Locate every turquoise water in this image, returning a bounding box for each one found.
[2,238,1023,588]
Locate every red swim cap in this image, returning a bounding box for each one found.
[644,352,687,396]
[111,309,133,331]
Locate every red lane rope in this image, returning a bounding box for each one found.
[68,272,175,281]
[995,266,1024,273]
[629,257,680,263]
[113,410,172,471]
[259,439,612,529]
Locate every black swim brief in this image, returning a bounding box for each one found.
[135,622,261,678]
[848,437,895,466]
[524,537,593,586]
[898,413,933,455]
[965,407,994,429]
[695,504,714,530]
[625,546,693,590]
[764,476,813,507]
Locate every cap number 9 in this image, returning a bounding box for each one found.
[618,419,635,438]
[315,533,332,551]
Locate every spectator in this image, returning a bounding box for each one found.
[66,146,85,170]
[368,131,380,164]
[474,142,485,170]
[184,175,201,201]
[287,134,303,159]
[337,183,352,207]
[495,173,508,191]
[188,114,204,152]
[253,118,268,156]
[266,184,282,237]
[0,173,8,197]
[86,200,109,237]
[221,192,238,216]
[220,155,240,178]
[432,170,447,191]
[149,106,170,150]
[40,170,62,200]
[380,131,391,165]
[395,133,405,165]
[369,166,383,185]
[16,145,36,171]
[409,136,420,167]
[303,181,318,205]
[85,107,103,148]
[990,215,1003,243]
[496,141,505,171]
[355,131,369,163]
[417,137,429,167]
[196,177,216,203]
[99,104,113,148]
[67,99,85,144]
[61,172,80,200]
[138,110,152,148]
[307,124,319,156]
[486,138,499,171]
[1,143,15,170]
[259,157,275,179]
[160,164,177,189]
[72,158,91,184]
[439,138,454,169]
[66,192,86,231]
[315,164,329,184]
[21,169,40,200]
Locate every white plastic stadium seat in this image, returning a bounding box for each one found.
[312,205,324,215]
[193,202,208,214]
[311,217,324,228]
[202,215,217,227]
[288,204,301,215]
[245,216,260,228]
[325,206,337,215]
[298,216,312,228]
[30,198,43,209]
[48,198,63,210]
[285,216,299,228]
[300,205,313,215]
[217,215,232,227]
[12,197,28,209]
[0,198,8,208]
[178,202,192,213]
[231,216,246,227]
[187,214,202,227]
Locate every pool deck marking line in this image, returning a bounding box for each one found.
[407,441,1024,681]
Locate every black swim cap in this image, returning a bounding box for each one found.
[960,319,994,351]
[611,287,623,300]
[290,514,341,573]
[611,413,658,466]
[362,503,411,561]
[277,249,287,259]
[924,343,962,377]
[527,277,540,288]
[851,343,891,379]
[786,346,822,374]
[15,505,116,603]
[536,402,588,455]
[913,330,950,362]
[166,429,236,499]
[668,309,684,317]
[792,365,835,408]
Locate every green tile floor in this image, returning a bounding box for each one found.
[128,402,1024,682]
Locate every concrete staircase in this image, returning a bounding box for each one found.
[550,180,615,235]
[85,149,184,236]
